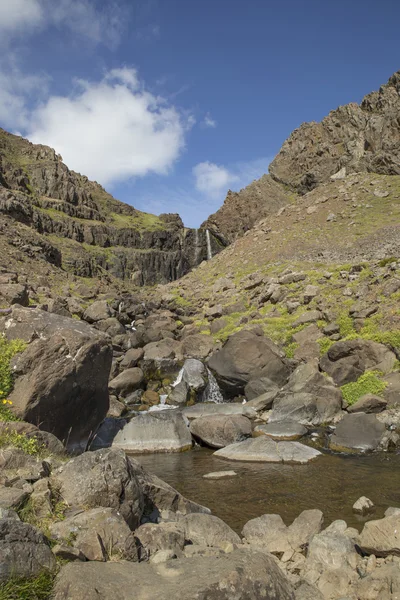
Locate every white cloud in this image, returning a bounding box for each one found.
[203,113,217,128]
[0,0,43,33]
[27,68,189,185]
[0,0,125,47]
[193,162,239,197]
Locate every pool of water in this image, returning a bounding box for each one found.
[136,448,400,533]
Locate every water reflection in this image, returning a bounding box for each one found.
[136,448,400,533]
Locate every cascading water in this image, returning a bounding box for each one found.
[205,229,213,260]
[172,367,184,387]
[202,368,224,403]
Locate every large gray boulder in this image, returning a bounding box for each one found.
[112,411,192,453]
[83,300,114,323]
[268,361,342,426]
[2,306,112,449]
[0,519,56,582]
[134,522,185,560]
[51,449,144,529]
[320,339,396,386]
[108,367,144,398]
[245,377,279,401]
[52,548,295,600]
[214,436,321,464]
[208,329,292,397]
[50,507,138,561]
[180,513,241,547]
[329,412,386,452]
[359,514,400,556]
[189,414,252,448]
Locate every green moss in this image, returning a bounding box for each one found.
[0,337,27,421]
[337,311,356,337]
[341,371,387,406]
[285,342,299,358]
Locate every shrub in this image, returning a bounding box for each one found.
[0,431,42,455]
[341,371,387,406]
[0,336,27,422]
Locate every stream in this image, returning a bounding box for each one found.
[136,447,400,533]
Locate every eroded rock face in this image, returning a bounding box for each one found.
[208,329,292,397]
[52,548,295,600]
[270,71,400,193]
[2,306,112,449]
[51,449,144,530]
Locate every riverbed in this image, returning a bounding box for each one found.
[137,448,400,533]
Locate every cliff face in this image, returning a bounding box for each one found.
[269,71,400,193]
[201,174,294,244]
[0,129,223,285]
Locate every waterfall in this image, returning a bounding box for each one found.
[205,229,213,260]
[172,367,184,387]
[202,368,224,403]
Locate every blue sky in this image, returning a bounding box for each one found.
[0,0,399,227]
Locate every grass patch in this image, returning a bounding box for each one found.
[0,431,43,455]
[317,337,335,356]
[0,571,56,600]
[0,337,27,421]
[341,371,387,406]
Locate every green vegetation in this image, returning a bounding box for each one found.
[0,430,42,455]
[18,496,67,535]
[341,371,387,406]
[0,337,27,421]
[0,571,56,600]
[110,211,166,231]
[317,337,335,355]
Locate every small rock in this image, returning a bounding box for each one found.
[203,471,237,479]
[353,496,375,516]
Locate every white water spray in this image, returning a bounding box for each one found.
[205,229,213,260]
[202,368,224,403]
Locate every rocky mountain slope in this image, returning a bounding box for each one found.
[0,128,223,286]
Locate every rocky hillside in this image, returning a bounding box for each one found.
[201,174,293,244]
[270,71,400,193]
[0,128,224,286]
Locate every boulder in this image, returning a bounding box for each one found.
[50,507,138,561]
[112,412,192,453]
[353,496,375,516]
[0,487,29,510]
[384,372,400,407]
[320,339,396,386]
[254,422,307,441]
[2,306,112,449]
[180,513,240,547]
[183,403,257,420]
[214,436,321,464]
[89,417,127,449]
[141,339,183,377]
[243,509,323,554]
[329,413,386,452]
[359,514,400,556]
[83,300,114,323]
[181,358,208,392]
[306,532,358,571]
[0,519,56,582]
[134,522,185,560]
[356,564,400,600]
[268,361,342,426]
[246,390,279,411]
[181,334,214,359]
[208,329,292,397]
[347,393,387,413]
[95,317,125,337]
[189,414,252,448]
[0,283,29,306]
[52,449,144,529]
[108,367,144,398]
[244,377,279,400]
[52,548,295,600]
[119,348,144,369]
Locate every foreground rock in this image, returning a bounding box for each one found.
[189,414,252,448]
[183,403,257,420]
[112,412,193,453]
[329,412,386,452]
[208,329,292,396]
[52,449,143,529]
[214,436,321,464]
[53,548,295,599]
[254,422,307,441]
[359,513,400,556]
[1,306,112,449]
[0,519,56,582]
[180,513,241,547]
